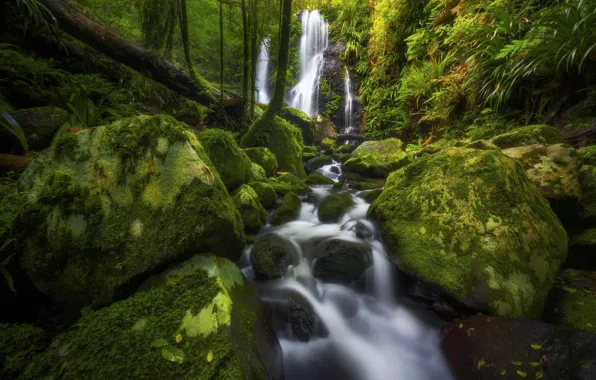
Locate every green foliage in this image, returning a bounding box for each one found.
[15,0,56,33]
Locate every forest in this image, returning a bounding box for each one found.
[1,0,596,379]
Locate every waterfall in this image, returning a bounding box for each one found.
[290,10,329,117]
[256,38,270,104]
[343,67,355,134]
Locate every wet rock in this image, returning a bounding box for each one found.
[344,138,411,178]
[232,185,268,231]
[248,181,278,209]
[289,299,316,342]
[490,124,564,149]
[355,179,385,190]
[313,239,372,284]
[313,115,338,145]
[337,144,357,154]
[329,166,340,174]
[10,107,68,150]
[268,173,310,195]
[271,192,301,226]
[338,172,362,182]
[244,147,279,177]
[358,188,383,203]
[441,315,596,380]
[350,221,374,241]
[304,155,333,173]
[318,193,354,223]
[283,107,316,145]
[302,152,317,162]
[251,233,295,280]
[305,172,334,185]
[0,323,49,379]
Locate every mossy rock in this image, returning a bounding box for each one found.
[248,181,278,209]
[305,173,334,185]
[302,152,317,162]
[271,192,301,226]
[282,107,316,146]
[490,125,564,149]
[318,193,354,223]
[232,185,268,232]
[244,147,278,177]
[199,128,253,191]
[249,163,267,183]
[303,146,317,154]
[241,116,306,178]
[544,269,596,333]
[304,155,333,174]
[566,228,596,270]
[313,115,338,145]
[250,233,294,280]
[358,189,383,203]
[502,144,581,201]
[23,255,283,379]
[338,172,362,182]
[0,324,48,379]
[320,137,336,151]
[578,165,596,221]
[355,179,385,191]
[336,144,357,154]
[313,239,372,284]
[368,147,568,319]
[578,145,596,166]
[344,138,411,178]
[268,174,310,196]
[18,115,245,309]
[465,140,499,150]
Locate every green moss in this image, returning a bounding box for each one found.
[250,234,292,280]
[337,144,357,154]
[271,192,301,226]
[368,148,568,319]
[578,165,596,220]
[244,147,278,177]
[232,185,267,232]
[318,193,354,223]
[247,182,278,209]
[303,146,318,154]
[240,116,306,178]
[578,145,596,166]
[344,138,411,178]
[304,155,333,173]
[321,138,336,151]
[319,76,331,96]
[355,180,385,190]
[249,163,267,183]
[282,107,316,145]
[268,174,310,196]
[305,173,335,185]
[490,125,564,149]
[302,152,317,162]
[0,324,48,378]
[324,94,342,120]
[199,128,253,191]
[358,189,384,203]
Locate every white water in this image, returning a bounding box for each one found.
[290,10,329,117]
[343,67,356,134]
[244,172,453,380]
[256,38,271,104]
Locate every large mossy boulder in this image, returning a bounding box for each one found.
[490,124,564,149]
[241,116,306,178]
[199,128,253,191]
[271,192,301,226]
[305,172,334,185]
[369,148,568,319]
[343,138,411,178]
[248,181,278,209]
[318,193,354,223]
[244,147,278,177]
[23,255,283,379]
[282,107,316,146]
[268,174,310,196]
[313,239,372,284]
[18,115,245,309]
[251,233,295,280]
[232,185,267,232]
[249,163,267,183]
[0,324,48,379]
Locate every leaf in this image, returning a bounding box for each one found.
[536,372,543,379]
[530,344,542,350]
[512,361,522,366]
[477,359,485,369]
[530,362,540,367]
[517,370,527,378]
[175,333,182,344]
[151,338,169,348]
[207,351,213,363]
[501,370,507,376]
[161,346,184,364]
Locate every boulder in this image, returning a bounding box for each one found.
[543,269,596,333]
[248,181,278,209]
[18,115,245,309]
[490,124,564,149]
[566,228,596,270]
[303,146,318,154]
[271,192,301,226]
[368,148,568,318]
[23,255,283,379]
[344,138,411,178]
[241,116,306,178]
[282,107,316,146]
[320,137,336,151]
[0,324,48,379]
[302,152,316,162]
[305,173,334,185]
[304,155,333,174]
[249,162,268,182]
[268,174,310,196]
[336,144,357,154]
[355,179,385,191]
[232,185,268,231]
[578,145,596,166]
[313,115,338,145]
[318,193,354,223]
[251,233,295,280]
[244,147,279,177]
[578,165,596,221]
[199,128,253,191]
[10,107,68,150]
[313,239,372,284]
[441,315,596,380]
[358,189,383,203]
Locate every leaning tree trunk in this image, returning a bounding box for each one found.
[250,0,258,119]
[241,0,249,121]
[178,0,198,82]
[267,0,291,116]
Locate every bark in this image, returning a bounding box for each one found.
[267,0,291,116]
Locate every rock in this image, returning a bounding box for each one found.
[199,128,253,191]
[349,221,374,241]
[241,116,306,178]
[465,140,499,150]
[313,115,338,145]
[268,174,310,196]
[578,145,596,166]
[320,137,336,151]
[337,144,357,154]
[304,155,333,173]
[232,185,268,231]
[305,172,334,185]
[10,107,68,150]
[282,107,316,146]
[566,228,596,270]
[338,172,362,182]
[271,192,301,226]
[368,148,568,319]
[303,146,318,154]
[441,315,596,380]
[358,189,383,203]
[502,144,581,202]
[244,147,279,177]
[543,269,596,333]
[318,193,354,223]
[329,166,340,174]
[302,152,316,162]
[289,299,316,342]
[578,165,596,221]
[18,115,245,309]
[490,124,564,149]
[355,179,385,190]
[0,324,48,379]
[313,239,372,284]
[332,181,344,190]
[344,138,411,178]
[251,233,295,280]
[248,181,278,209]
[249,162,268,182]
[23,255,283,379]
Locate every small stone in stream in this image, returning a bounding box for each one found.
[350,221,374,241]
[318,193,354,223]
[271,192,301,226]
[305,172,334,185]
[332,182,344,190]
[432,300,464,321]
[358,189,383,203]
[250,233,295,280]
[313,239,372,284]
[338,172,361,182]
[330,166,340,174]
[304,156,333,174]
[289,299,315,342]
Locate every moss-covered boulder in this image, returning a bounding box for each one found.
[320,137,336,151]
[244,147,278,177]
[302,152,317,162]
[313,239,372,284]
[271,192,301,226]
[303,146,317,154]
[232,185,267,232]
[490,125,564,149]
[0,324,48,379]
[305,173,334,185]
[248,181,278,209]
[544,269,596,333]
[337,144,357,154]
[268,174,310,196]
[18,115,245,309]
[313,115,338,145]
[304,155,333,173]
[10,106,69,150]
[502,144,581,201]
[355,179,385,191]
[578,145,596,166]
[249,163,267,183]
[23,255,283,379]
[578,165,596,221]
[368,148,568,319]
[282,107,316,146]
[241,116,306,178]
[566,228,596,270]
[358,189,383,203]
[318,193,354,223]
[344,138,411,178]
[251,233,294,280]
[199,128,253,191]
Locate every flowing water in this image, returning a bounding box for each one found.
[343,67,356,135]
[256,38,271,104]
[290,10,329,117]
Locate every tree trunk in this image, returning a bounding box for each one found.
[219,0,225,105]
[267,0,291,116]
[0,154,33,174]
[250,0,258,119]
[178,0,198,82]
[241,0,249,121]
[38,0,234,107]
[164,2,178,61]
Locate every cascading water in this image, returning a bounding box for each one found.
[343,67,356,134]
[256,38,271,104]
[290,10,329,117]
